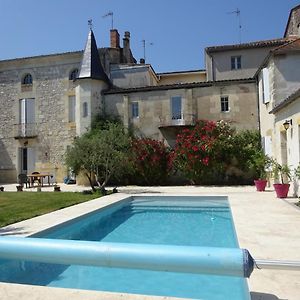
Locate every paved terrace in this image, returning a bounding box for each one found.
[0,184,299,300]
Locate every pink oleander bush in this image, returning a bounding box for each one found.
[131,138,172,185]
[172,120,234,184]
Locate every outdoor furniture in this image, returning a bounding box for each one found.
[18,173,29,188]
[27,172,53,187]
[30,171,41,186]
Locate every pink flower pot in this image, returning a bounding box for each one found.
[273,183,290,198]
[254,179,267,192]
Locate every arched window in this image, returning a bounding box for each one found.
[22,74,33,85]
[69,69,78,81]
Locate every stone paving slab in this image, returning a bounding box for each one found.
[0,185,299,299]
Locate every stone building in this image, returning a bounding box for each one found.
[1,5,300,184]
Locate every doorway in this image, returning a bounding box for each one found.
[19,147,35,174]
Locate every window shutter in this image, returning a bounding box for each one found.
[262,68,270,104]
[258,73,263,103]
[263,136,272,157]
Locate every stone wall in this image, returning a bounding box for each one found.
[0,53,80,183]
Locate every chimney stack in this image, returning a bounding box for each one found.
[123,31,131,63]
[123,31,130,50]
[110,29,120,48]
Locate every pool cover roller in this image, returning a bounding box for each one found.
[0,236,254,278]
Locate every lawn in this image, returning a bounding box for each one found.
[0,192,100,227]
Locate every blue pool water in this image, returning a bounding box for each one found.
[0,196,250,299]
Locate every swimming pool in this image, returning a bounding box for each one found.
[0,196,250,299]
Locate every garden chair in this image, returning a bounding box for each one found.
[18,173,29,188]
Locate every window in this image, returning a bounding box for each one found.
[69,69,78,81]
[83,102,88,118]
[22,74,33,85]
[131,102,139,118]
[220,96,229,112]
[171,96,182,120]
[231,56,241,70]
[68,96,76,122]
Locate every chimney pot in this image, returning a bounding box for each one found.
[140,58,145,64]
[124,31,130,38]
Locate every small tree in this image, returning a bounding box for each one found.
[65,123,130,191]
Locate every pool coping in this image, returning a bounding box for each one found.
[0,186,300,299]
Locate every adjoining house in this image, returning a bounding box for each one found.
[0,5,300,184]
[257,5,300,177]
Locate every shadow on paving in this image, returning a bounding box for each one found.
[251,292,286,300]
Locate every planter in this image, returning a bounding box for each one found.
[254,179,267,192]
[273,183,290,198]
[16,185,23,192]
[54,185,61,192]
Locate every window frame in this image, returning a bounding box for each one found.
[171,96,183,120]
[231,56,241,70]
[22,74,33,85]
[68,96,76,123]
[220,96,230,113]
[131,102,139,118]
[83,102,88,118]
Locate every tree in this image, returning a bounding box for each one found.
[65,123,130,191]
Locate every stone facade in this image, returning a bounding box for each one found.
[0,31,136,183]
[104,79,257,147]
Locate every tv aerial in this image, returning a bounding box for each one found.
[228,8,242,44]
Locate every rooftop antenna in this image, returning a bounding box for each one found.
[228,8,242,44]
[141,39,153,62]
[88,19,93,30]
[103,11,114,29]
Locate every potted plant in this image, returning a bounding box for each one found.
[250,151,271,192]
[271,160,292,198]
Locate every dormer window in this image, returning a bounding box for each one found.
[69,69,79,81]
[22,74,33,85]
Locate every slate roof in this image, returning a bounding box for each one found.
[78,30,109,82]
[269,87,300,114]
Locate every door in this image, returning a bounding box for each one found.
[19,147,35,174]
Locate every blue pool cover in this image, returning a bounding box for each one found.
[0,236,254,277]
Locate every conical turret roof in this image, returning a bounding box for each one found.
[78,30,109,82]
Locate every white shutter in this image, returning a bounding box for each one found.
[262,68,270,104]
[263,136,272,157]
[20,99,26,123]
[258,73,263,103]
